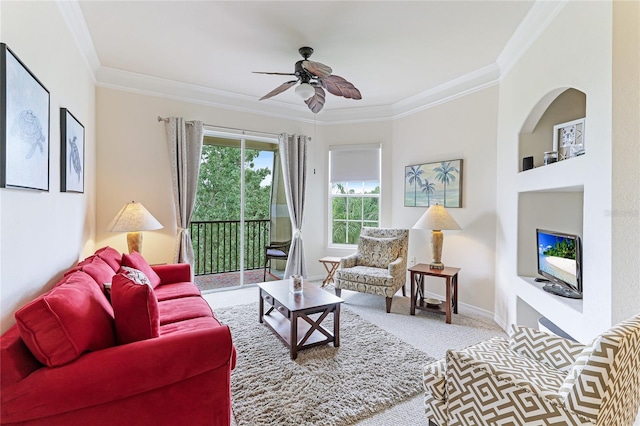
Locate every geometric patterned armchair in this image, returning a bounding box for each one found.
[424,314,640,426]
[334,228,409,313]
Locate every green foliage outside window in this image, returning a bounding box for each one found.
[331,183,380,245]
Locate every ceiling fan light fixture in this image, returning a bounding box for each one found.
[295,82,315,100]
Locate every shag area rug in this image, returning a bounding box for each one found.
[214,302,434,426]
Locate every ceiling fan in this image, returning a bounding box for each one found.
[253,46,362,113]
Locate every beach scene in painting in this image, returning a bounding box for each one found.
[537,233,578,288]
[404,160,462,207]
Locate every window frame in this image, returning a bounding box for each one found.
[328,144,381,249]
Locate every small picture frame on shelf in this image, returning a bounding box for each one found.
[553,118,585,160]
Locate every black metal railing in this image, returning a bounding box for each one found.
[190,220,270,276]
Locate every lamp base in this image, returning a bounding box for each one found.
[127,232,142,254]
[429,262,445,270]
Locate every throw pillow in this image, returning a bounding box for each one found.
[15,271,116,367]
[94,246,122,272]
[357,235,400,268]
[111,272,160,345]
[65,255,115,291]
[118,266,151,286]
[121,252,161,288]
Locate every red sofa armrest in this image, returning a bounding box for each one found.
[1,325,234,424]
[152,263,191,284]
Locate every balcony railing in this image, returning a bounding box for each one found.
[190,220,270,276]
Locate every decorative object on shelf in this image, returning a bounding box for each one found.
[290,275,303,293]
[543,151,558,165]
[1,43,50,191]
[107,201,163,254]
[425,298,442,306]
[553,118,585,160]
[60,108,85,193]
[405,159,463,208]
[522,156,534,171]
[413,204,461,269]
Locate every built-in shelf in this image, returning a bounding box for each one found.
[516,277,584,339]
[517,155,586,193]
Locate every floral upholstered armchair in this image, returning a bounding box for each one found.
[334,228,409,313]
[423,314,640,426]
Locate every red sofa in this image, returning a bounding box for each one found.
[1,247,236,426]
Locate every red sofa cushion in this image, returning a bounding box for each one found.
[154,281,201,301]
[122,251,161,288]
[158,296,214,325]
[94,246,122,272]
[14,271,116,367]
[65,255,115,291]
[111,273,160,344]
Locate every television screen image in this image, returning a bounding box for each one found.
[536,229,581,295]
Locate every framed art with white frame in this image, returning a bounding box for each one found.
[1,43,50,191]
[60,108,85,193]
[553,118,585,160]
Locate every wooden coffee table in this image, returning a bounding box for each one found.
[258,280,344,360]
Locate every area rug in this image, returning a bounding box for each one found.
[214,302,434,426]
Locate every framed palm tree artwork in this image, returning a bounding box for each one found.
[404,159,463,207]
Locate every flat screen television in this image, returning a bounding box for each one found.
[536,229,582,299]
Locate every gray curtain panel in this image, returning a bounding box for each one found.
[278,133,308,278]
[164,117,204,267]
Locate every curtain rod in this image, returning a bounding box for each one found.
[157,116,280,138]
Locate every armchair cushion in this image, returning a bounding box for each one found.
[336,265,394,287]
[509,325,584,372]
[357,235,400,268]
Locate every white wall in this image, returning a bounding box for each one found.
[0,2,96,332]
[494,1,638,342]
[392,87,499,314]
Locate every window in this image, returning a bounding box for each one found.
[329,145,381,245]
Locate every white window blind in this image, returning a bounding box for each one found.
[329,144,381,182]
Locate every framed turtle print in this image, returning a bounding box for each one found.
[1,43,50,191]
[60,108,84,193]
[553,118,585,160]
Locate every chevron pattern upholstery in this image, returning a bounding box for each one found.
[335,228,408,313]
[424,314,640,425]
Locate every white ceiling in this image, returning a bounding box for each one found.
[68,1,554,122]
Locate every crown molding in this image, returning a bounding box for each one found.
[61,0,564,125]
[56,0,100,80]
[497,0,568,78]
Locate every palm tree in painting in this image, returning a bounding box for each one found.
[405,165,424,206]
[420,179,436,206]
[433,161,459,207]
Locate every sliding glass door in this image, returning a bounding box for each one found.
[191,131,284,291]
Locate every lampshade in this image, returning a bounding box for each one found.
[107,202,162,232]
[413,204,460,270]
[295,82,316,100]
[413,204,461,231]
[107,202,162,254]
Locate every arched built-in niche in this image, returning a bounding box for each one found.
[518,88,586,171]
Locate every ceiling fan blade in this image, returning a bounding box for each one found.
[321,75,362,100]
[302,60,332,78]
[305,86,326,113]
[252,71,296,76]
[259,80,298,100]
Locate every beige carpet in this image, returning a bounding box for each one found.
[214,302,435,426]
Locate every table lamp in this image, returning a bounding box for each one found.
[413,204,461,269]
[107,201,163,254]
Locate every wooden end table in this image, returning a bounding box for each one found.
[409,264,460,324]
[318,256,341,287]
[258,280,344,360]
